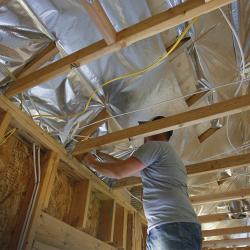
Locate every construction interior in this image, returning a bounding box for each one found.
[0,0,250,249]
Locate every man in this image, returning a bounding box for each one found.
[84,116,202,250]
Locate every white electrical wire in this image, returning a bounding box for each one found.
[18,144,41,250]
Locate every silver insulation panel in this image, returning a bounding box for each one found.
[0,0,250,243]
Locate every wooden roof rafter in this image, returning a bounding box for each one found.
[5,0,235,97]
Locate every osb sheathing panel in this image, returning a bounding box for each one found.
[45,169,74,224]
[84,191,101,237]
[0,136,33,250]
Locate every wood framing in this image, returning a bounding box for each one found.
[126,213,134,250]
[97,199,116,242]
[5,0,234,97]
[15,42,58,78]
[203,238,250,249]
[24,151,60,249]
[203,226,250,237]
[198,127,221,143]
[36,212,116,250]
[186,91,209,107]
[113,204,126,248]
[0,96,142,219]
[191,187,250,205]
[68,179,91,229]
[198,212,229,224]
[73,94,250,154]
[0,110,12,138]
[81,0,116,45]
[114,151,250,189]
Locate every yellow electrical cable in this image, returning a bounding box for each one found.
[0,128,17,146]
[33,18,196,119]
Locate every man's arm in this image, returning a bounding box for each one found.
[83,153,145,179]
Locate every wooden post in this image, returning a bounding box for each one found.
[68,179,92,229]
[81,0,116,45]
[113,203,125,248]
[24,151,60,250]
[97,199,116,242]
[126,213,134,250]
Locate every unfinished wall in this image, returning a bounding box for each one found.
[0,135,33,249]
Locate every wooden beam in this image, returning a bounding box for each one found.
[186,91,209,107]
[198,127,221,143]
[203,238,250,249]
[73,109,109,155]
[68,179,91,229]
[203,226,250,237]
[36,212,116,250]
[24,151,60,250]
[97,199,116,242]
[15,42,58,78]
[81,0,116,45]
[113,151,250,188]
[198,213,229,223]
[191,187,250,205]
[73,94,250,154]
[0,111,12,138]
[32,241,61,250]
[5,0,234,97]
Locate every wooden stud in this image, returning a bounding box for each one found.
[126,213,134,250]
[97,199,116,242]
[165,37,191,52]
[203,226,250,237]
[32,241,60,250]
[191,187,250,205]
[36,212,116,250]
[73,94,250,154]
[198,127,221,143]
[24,151,60,250]
[198,212,229,224]
[114,151,250,189]
[68,179,91,229]
[15,42,58,78]
[81,0,116,45]
[0,111,12,139]
[203,238,250,249]
[113,203,125,248]
[186,91,209,107]
[5,0,234,97]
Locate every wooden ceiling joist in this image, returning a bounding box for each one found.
[203,238,250,249]
[15,42,58,78]
[198,212,229,224]
[113,151,250,189]
[73,94,250,155]
[186,90,209,107]
[191,187,250,205]
[198,127,221,143]
[203,226,250,237]
[81,0,116,45]
[5,0,234,97]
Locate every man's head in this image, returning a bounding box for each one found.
[138,116,173,142]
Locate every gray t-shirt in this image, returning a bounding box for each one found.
[133,141,198,231]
